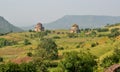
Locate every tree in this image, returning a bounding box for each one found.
[37,38,58,60]
[59,51,97,72]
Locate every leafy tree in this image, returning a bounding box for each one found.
[59,51,97,72]
[37,38,58,60]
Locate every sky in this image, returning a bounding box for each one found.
[0,0,120,27]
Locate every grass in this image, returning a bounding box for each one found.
[0,27,120,71]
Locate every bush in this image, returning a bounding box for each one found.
[59,51,97,72]
[76,45,80,48]
[27,52,32,57]
[97,28,109,32]
[37,38,58,60]
[67,33,78,38]
[108,31,120,38]
[91,42,99,47]
[53,36,60,39]
[58,47,64,50]
[101,48,120,67]
[24,39,31,45]
[0,62,37,72]
[0,57,3,62]
[111,28,119,33]
[0,38,17,48]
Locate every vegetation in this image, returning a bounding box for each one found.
[58,51,97,72]
[0,38,17,48]
[37,38,58,60]
[101,48,120,68]
[1,23,120,72]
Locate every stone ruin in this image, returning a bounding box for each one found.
[34,22,44,32]
[70,24,80,33]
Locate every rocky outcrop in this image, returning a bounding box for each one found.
[70,24,80,33]
[104,64,120,72]
[34,23,44,32]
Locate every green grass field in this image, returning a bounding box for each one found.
[0,25,120,71]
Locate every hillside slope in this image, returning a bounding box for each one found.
[0,16,23,33]
[43,15,120,29]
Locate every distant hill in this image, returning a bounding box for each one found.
[43,15,120,30]
[0,16,23,33]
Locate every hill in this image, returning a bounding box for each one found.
[42,15,120,29]
[0,16,23,33]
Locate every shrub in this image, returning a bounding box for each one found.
[53,36,60,39]
[91,42,99,47]
[59,51,97,72]
[27,52,32,57]
[76,45,80,48]
[0,38,17,48]
[101,48,120,67]
[97,28,109,32]
[0,62,37,72]
[67,33,78,38]
[24,39,31,45]
[58,47,64,50]
[37,38,58,60]
[0,57,3,62]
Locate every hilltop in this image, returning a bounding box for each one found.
[0,16,23,33]
[43,15,120,29]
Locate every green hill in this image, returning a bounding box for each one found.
[43,15,120,29]
[0,16,23,33]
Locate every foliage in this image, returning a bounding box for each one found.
[0,57,3,62]
[20,62,37,72]
[33,58,49,72]
[111,28,119,33]
[37,38,58,60]
[0,62,37,72]
[59,51,97,72]
[67,33,78,38]
[28,29,33,32]
[108,28,120,38]
[24,39,31,45]
[101,48,120,68]
[0,38,17,48]
[96,28,109,32]
[53,36,61,39]
[91,42,99,47]
[58,47,64,50]
[27,52,32,57]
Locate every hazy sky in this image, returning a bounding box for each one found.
[0,0,120,26]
